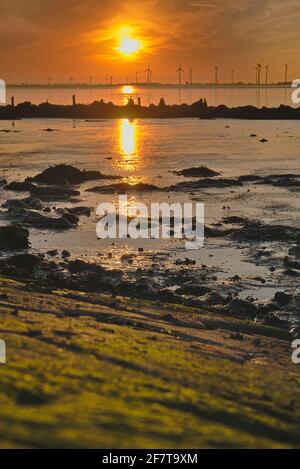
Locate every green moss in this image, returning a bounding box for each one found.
[0,278,299,448]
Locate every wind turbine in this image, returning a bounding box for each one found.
[177,64,184,88]
[188,67,193,85]
[145,64,152,86]
[283,63,291,83]
[265,65,270,85]
[213,65,220,85]
[89,76,93,87]
[254,67,258,85]
[256,63,262,85]
[231,69,234,85]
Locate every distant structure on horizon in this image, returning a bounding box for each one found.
[256,63,262,85]
[187,67,193,85]
[5,61,296,88]
[265,65,270,85]
[213,66,220,85]
[283,63,291,84]
[145,65,152,86]
[176,64,184,89]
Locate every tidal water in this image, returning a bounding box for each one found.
[4,85,297,108]
[0,117,299,306]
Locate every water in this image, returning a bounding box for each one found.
[4,85,297,108]
[0,117,299,309]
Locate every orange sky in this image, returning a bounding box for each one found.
[0,0,299,83]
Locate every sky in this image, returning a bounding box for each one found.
[0,0,300,83]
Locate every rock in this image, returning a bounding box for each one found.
[283,269,300,277]
[175,258,196,266]
[47,250,58,257]
[68,260,90,273]
[87,182,161,194]
[62,250,71,258]
[30,185,80,201]
[0,224,30,251]
[222,216,248,224]
[254,276,266,284]
[257,174,300,189]
[156,289,179,303]
[133,278,157,298]
[231,275,241,281]
[27,164,121,186]
[5,254,41,274]
[225,298,258,318]
[62,206,91,217]
[289,246,300,258]
[5,181,34,192]
[2,199,29,211]
[202,292,228,306]
[174,166,220,178]
[274,292,292,306]
[263,316,290,329]
[170,178,242,191]
[177,283,211,296]
[3,197,43,213]
[283,256,300,270]
[23,197,43,210]
[62,212,79,225]
[229,220,300,243]
[22,211,76,230]
[237,175,262,182]
[42,128,59,132]
[73,263,123,292]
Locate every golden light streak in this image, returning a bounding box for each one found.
[116,118,142,172]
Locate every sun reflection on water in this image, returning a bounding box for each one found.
[121,85,135,105]
[122,85,135,95]
[120,118,135,155]
[116,118,143,174]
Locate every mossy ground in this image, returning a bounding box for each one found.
[0,277,299,448]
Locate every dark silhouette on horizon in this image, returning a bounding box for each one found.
[1,98,300,120]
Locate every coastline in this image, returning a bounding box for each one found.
[1,99,300,120]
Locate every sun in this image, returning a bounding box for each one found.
[118,36,141,57]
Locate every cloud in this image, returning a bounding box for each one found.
[0,0,299,80]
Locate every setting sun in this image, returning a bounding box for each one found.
[115,27,142,57]
[118,36,141,57]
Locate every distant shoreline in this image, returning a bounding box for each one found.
[5,83,293,90]
[1,99,299,120]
